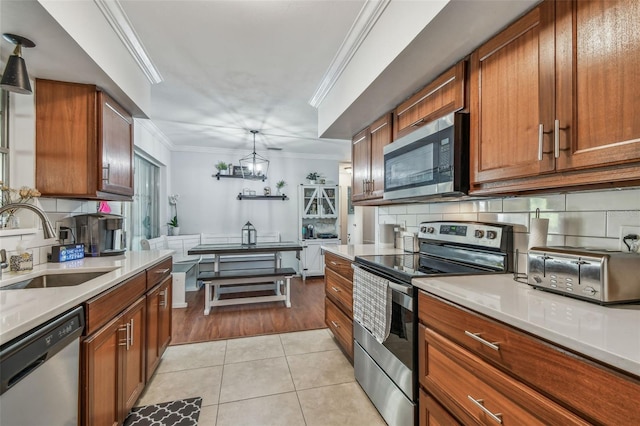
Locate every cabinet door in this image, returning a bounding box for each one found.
[35,79,98,198]
[301,186,320,217]
[158,277,173,360]
[145,285,161,379]
[369,114,392,198]
[82,316,123,426]
[319,186,338,217]
[302,242,324,276]
[121,297,146,418]
[99,92,134,197]
[470,1,556,184]
[351,128,370,201]
[555,0,640,171]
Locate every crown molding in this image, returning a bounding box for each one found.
[94,0,163,84]
[308,0,390,108]
[135,118,174,150]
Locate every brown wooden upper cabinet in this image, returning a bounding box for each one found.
[394,61,466,141]
[470,0,640,194]
[351,113,393,203]
[35,79,134,200]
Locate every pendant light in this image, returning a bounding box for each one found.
[1,34,36,95]
[239,130,269,180]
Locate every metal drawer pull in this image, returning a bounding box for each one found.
[129,319,134,348]
[118,325,128,347]
[330,261,337,266]
[467,396,502,424]
[331,320,340,329]
[331,286,341,293]
[464,331,500,351]
[538,124,544,161]
[156,268,171,274]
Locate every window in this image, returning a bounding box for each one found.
[126,154,160,250]
[0,90,8,186]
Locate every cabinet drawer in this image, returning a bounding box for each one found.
[394,61,466,140]
[325,297,353,360]
[84,271,146,335]
[418,291,640,425]
[419,389,461,426]
[325,268,353,316]
[146,257,172,290]
[324,252,353,280]
[420,324,588,426]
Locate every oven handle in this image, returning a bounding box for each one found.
[353,263,413,293]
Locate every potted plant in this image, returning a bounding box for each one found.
[215,161,229,175]
[167,194,180,235]
[306,172,320,184]
[275,179,286,195]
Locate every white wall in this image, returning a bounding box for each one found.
[376,187,640,273]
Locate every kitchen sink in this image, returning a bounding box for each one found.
[0,271,111,290]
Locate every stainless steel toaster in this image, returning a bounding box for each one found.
[528,246,640,304]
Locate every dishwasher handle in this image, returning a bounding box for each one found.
[0,306,84,395]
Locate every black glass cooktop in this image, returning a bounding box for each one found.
[355,253,494,284]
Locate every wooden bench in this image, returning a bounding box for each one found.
[197,267,297,314]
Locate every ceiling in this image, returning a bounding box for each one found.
[1,0,538,160]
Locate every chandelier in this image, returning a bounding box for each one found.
[239,130,269,180]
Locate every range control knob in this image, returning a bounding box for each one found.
[427,226,435,234]
[486,230,497,239]
[474,229,485,238]
[420,226,427,233]
[583,287,597,296]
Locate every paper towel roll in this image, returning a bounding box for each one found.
[528,217,549,249]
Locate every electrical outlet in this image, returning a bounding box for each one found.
[619,226,640,252]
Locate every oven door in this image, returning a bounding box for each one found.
[352,264,416,398]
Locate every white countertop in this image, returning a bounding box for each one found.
[321,244,405,261]
[0,250,174,345]
[413,274,640,377]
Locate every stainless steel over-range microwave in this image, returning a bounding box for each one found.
[383,112,469,201]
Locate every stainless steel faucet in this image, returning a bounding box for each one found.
[0,202,56,239]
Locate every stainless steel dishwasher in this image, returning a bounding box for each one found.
[0,306,84,426]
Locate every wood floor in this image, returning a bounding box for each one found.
[170,276,326,345]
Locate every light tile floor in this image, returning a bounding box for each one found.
[137,328,387,426]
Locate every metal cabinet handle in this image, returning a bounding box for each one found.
[129,319,134,348]
[410,118,425,127]
[331,320,340,329]
[464,331,500,351]
[330,261,337,266]
[156,268,171,274]
[118,325,128,347]
[102,163,111,183]
[538,124,544,161]
[331,286,341,293]
[467,396,503,424]
[554,119,560,159]
[159,290,166,308]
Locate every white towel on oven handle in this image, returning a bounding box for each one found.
[352,265,392,343]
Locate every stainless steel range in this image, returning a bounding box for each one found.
[352,221,513,426]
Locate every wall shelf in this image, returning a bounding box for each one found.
[213,172,267,182]
[237,193,289,201]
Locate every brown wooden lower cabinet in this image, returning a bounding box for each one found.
[419,390,460,426]
[82,296,146,426]
[146,276,173,379]
[417,290,640,426]
[81,257,173,426]
[324,252,354,361]
[325,297,353,359]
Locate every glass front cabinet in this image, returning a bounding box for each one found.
[301,185,338,218]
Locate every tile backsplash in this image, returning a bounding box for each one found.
[378,187,640,272]
[0,199,122,267]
